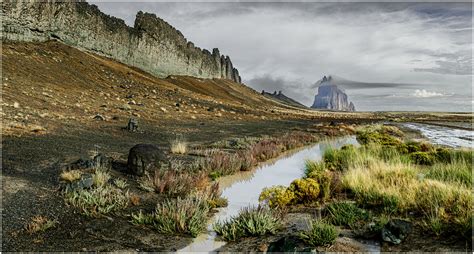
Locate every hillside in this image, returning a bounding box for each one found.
[261,90,307,108]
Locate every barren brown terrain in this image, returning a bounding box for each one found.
[2,41,473,251]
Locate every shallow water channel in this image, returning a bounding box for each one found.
[404,123,474,148]
[179,136,358,253]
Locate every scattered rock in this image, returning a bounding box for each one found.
[93,114,105,121]
[13,102,20,108]
[120,104,132,111]
[381,219,412,245]
[160,107,167,113]
[127,144,166,176]
[267,236,309,252]
[63,173,94,193]
[126,118,138,132]
[175,102,180,107]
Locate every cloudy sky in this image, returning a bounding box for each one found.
[94,1,472,112]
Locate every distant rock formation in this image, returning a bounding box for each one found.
[311,76,355,111]
[1,1,241,83]
[261,90,307,108]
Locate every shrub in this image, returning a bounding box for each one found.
[238,150,258,171]
[409,152,435,165]
[170,137,187,154]
[259,185,295,208]
[213,206,281,241]
[154,196,209,237]
[60,170,82,182]
[299,221,338,247]
[65,185,130,217]
[199,151,242,176]
[289,178,320,204]
[326,202,368,228]
[25,216,57,234]
[153,170,207,197]
[250,140,283,162]
[356,128,402,147]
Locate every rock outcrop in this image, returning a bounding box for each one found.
[261,90,306,108]
[1,0,242,83]
[311,76,355,111]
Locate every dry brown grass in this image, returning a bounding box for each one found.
[170,138,187,154]
[25,216,57,234]
[59,170,82,182]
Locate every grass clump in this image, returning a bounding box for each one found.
[170,138,187,154]
[131,197,209,237]
[154,196,209,237]
[60,170,82,182]
[213,206,281,241]
[114,178,129,189]
[326,202,368,228]
[65,185,130,217]
[299,221,338,247]
[25,216,57,234]
[259,185,296,208]
[92,167,111,187]
[426,158,472,187]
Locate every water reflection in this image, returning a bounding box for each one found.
[179,136,358,253]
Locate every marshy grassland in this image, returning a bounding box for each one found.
[217,124,472,251]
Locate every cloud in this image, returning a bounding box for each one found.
[94,2,472,111]
[412,89,445,98]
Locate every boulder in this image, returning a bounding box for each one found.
[381,219,412,244]
[127,144,166,176]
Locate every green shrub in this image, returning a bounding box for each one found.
[326,202,368,228]
[289,178,320,204]
[409,152,435,165]
[213,206,281,241]
[356,131,401,147]
[299,221,338,247]
[259,185,295,208]
[154,197,209,237]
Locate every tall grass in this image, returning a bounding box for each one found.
[299,220,338,247]
[213,206,281,241]
[170,138,187,154]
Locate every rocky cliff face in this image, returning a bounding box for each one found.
[311,76,355,111]
[1,0,241,83]
[261,90,306,108]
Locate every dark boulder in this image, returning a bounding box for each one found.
[127,144,166,176]
[381,219,412,244]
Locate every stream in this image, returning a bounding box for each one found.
[179,136,358,253]
[403,123,474,148]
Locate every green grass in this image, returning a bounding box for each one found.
[213,206,281,241]
[153,196,209,237]
[326,202,368,228]
[299,220,338,247]
[65,185,130,217]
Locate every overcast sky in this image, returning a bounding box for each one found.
[94,1,472,112]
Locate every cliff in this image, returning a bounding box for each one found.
[311,76,355,111]
[1,0,241,83]
[261,90,307,108]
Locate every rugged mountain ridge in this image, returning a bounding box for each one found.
[311,76,355,111]
[1,0,241,83]
[261,90,307,108]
